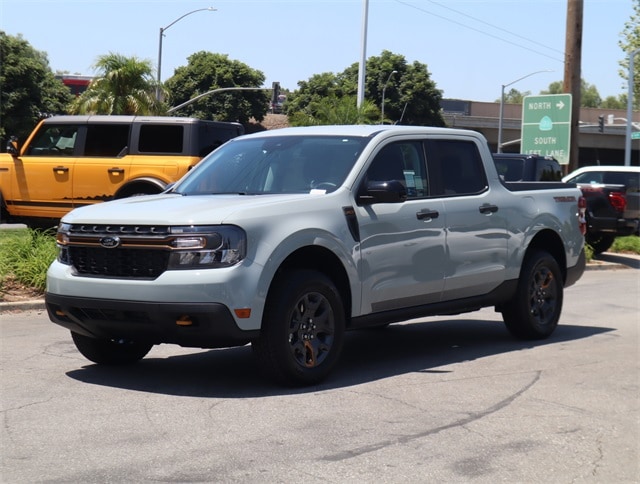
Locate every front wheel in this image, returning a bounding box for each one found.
[252,270,345,386]
[501,250,563,340]
[71,332,153,365]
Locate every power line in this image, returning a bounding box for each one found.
[393,0,565,63]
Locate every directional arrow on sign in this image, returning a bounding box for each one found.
[556,100,565,109]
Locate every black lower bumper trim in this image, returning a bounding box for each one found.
[45,293,259,348]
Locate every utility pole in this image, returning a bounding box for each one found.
[563,0,583,174]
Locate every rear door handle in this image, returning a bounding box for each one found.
[53,166,69,173]
[479,203,499,214]
[108,168,125,175]
[416,209,440,220]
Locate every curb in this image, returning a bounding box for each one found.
[0,300,47,313]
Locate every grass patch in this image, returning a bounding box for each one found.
[0,228,58,295]
[610,235,640,254]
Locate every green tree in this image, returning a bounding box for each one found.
[343,50,445,126]
[541,79,602,107]
[496,88,530,104]
[288,96,379,126]
[0,32,72,145]
[69,53,161,115]
[284,72,347,115]
[165,52,269,124]
[602,95,626,110]
[619,0,640,109]
[287,50,444,126]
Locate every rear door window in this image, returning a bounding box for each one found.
[83,124,129,157]
[424,139,488,196]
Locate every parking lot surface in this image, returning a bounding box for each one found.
[1,269,638,483]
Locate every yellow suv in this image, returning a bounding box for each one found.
[0,115,244,226]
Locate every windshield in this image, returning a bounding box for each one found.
[174,135,369,195]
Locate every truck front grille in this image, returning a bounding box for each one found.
[69,246,170,279]
[62,224,173,279]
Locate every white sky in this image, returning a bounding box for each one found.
[0,0,634,102]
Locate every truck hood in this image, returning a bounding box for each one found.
[62,193,334,225]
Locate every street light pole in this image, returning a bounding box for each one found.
[156,7,216,101]
[497,69,553,153]
[624,48,640,167]
[381,70,397,124]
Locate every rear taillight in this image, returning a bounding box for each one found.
[608,191,627,212]
[578,196,587,236]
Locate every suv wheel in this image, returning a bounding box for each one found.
[252,270,345,386]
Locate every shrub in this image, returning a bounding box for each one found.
[0,228,57,293]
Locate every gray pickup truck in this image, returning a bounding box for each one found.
[46,125,586,385]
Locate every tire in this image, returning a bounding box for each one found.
[71,331,153,365]
[252,270,345,386]
[585,232,615,254]
[501,250,563,340]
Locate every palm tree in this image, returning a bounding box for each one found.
[70,53,165,115]
[289,96,379,126]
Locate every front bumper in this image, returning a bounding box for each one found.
[46,293,259,348]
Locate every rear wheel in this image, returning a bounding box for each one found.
[501,250,563,340]
[252,270,345,386]
[585,232,615,254]
[71,332,153,365]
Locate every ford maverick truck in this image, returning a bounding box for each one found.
[0,115,244,226]
[45,125,586,385]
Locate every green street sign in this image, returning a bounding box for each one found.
[521,94,572,165]
[631,132,640,140]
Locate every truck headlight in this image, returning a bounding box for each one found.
[167,225,246,269]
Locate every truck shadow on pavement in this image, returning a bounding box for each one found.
[594,252,640,269]
[66,319,613,398]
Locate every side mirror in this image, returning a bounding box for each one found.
[357,180,407,205]
[6,136,19,156]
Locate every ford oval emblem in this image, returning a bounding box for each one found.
[100,235,121,249]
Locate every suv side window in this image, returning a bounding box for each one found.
[84,124,130,156]
[425,139,487,196]
[25,125,79,156]
[138,125,184,154]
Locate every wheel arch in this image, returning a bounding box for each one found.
[268,246,352,325]
[114,177,167,198]
[525,229,568,283]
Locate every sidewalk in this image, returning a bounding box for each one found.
[2,253,638,314]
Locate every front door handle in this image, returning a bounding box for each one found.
[479,203,499,214]
[53,166,69,174]
[108,168,125,175]
[416,209,440,220]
